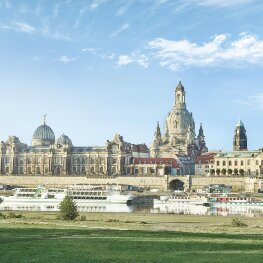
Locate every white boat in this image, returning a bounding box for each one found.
[0,185,134,211]
[208,194,263,207]
[153,202,209,215]
[154,194,209,206]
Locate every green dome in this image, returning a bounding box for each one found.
[32,124,55,146]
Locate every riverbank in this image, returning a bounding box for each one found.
[1,212,263,262]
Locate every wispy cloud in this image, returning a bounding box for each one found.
[58,55,78,64]
[233,94,263,109]
[14,22,35,33]
[158,0,256,8]
[110,23,129,38]
[116,2,133,16]
[192,0,256,7]
[89,0,108,11]
[0,22,35,33]
[148,33,263,71]
[117,52,149,68]
[251,94,263,109]
[82,48,115,60]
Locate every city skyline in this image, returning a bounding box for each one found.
[1,0,263,150]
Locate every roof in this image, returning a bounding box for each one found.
[236,120,244,127]
[176,81,185,92]
[133,158,181,168]
[195,152,216,164]
[215,150,260,158]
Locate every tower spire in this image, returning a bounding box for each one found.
[43,114,47,125]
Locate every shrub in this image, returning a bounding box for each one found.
[234,169,238,175]
[216,169,220,175]
[5,212,23,219]
[59,195,79,220]
[231,217,247,227]
[210,169,215,176]
[239,169,245,176]
[227,169,232,175]
[79,215,86,221]
[221,168,226,175]
[0,212,6,219]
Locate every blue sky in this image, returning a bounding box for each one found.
[0,0,263,151]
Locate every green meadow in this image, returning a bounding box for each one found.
[0,212,263,263]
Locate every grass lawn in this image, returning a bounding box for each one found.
[0,212,263,262]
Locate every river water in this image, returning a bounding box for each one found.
[1,201,263,217]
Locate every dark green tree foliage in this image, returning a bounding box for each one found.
[239,169,245,176]
[59,195,79,220]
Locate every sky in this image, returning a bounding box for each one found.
[0,0,263,151]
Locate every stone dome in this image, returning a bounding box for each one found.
[56,134,73,146]
[32,123,55,146]
[176,81,185,92]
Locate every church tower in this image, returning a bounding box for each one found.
[233,120,247,151]
[174,81,186,107]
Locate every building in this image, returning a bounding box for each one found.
[233,120,247,151]
[0,120,149,176]
[150,81,208,158]
[195,152,217,176]
[213,150,263,176]
[125,157,182,176]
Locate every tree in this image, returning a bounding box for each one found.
[221,168,227,175]
[234,169,238,176]
[210,169,215,176]
[216,169,221,176]
[228,169,233,176]
[59,195,79,220]
[239,169,245,176]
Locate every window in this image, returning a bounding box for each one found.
[223,161,226,166]
[5,158,10,165]
[216,161,220,166]
[229,161,232,166]
[256,160,259,166]
[99,166,104,174]
[241,161,244,166]
[235,160,238,166]
[247,159,251,166]
[150,168,155,174]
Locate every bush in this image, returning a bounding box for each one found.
[79,215,86,221]
[59,195,79,220]
[221,168,226,175]
[0,212,6,219]
[239,169,245,176]
[231,217,247,227]
[6,212,23,219]
[227,169,232,175]
[210,169,215,176]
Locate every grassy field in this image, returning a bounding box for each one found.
[0,212,263,262]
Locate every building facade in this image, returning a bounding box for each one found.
[0,121,149,176]
[150,81,208,158]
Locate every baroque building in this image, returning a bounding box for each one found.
[150,81,208,158]
[0,119,149,176]
[233,120,247,151]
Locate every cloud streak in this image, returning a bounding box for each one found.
[58,55,78,64]
[117,52,149,68]
[110,23,129,38]
[148,33,263,70]
[0,22,35,33]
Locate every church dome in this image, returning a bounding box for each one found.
[32,123,55,147]
[176,81,185,92]
[57,134,73,146]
